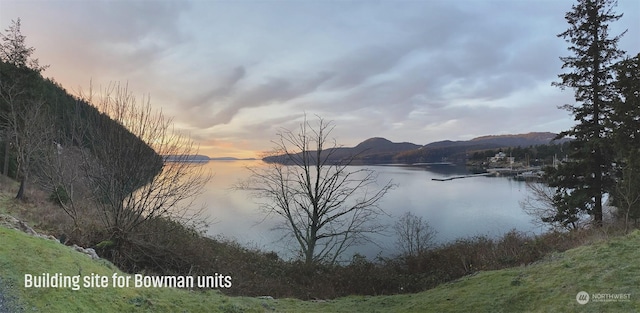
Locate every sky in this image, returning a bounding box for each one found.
[1,0,639,158]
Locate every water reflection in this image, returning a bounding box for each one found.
[196,161,544,260]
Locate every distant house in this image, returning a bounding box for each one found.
[489,151,514,164]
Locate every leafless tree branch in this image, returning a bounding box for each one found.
[239,115,394,265]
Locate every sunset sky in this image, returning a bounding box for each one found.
[1,0,638,158]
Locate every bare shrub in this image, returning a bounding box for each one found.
[520,180,589,230]
[393,211,436,257]
[77,83,211,240]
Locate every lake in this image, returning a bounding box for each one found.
[195,160,545,260]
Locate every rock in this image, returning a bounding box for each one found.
[71,245,100,260]
[0,214,22,231]
[0,214,100,260]
[257,296,274,300]
[0,214,37,236]
[84,248,100,260]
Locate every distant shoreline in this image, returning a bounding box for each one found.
[163,155,258,163]
[209,157,257,161]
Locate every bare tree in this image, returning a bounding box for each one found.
[6,96,51,199]
[78,83,211,240]
[394,212,436,257]
[520,180,588,230]
[241,116,394,265]
[0,18,49,197]
[0,60,28,177]
[34,106,86,227]
[0,64,52,199]
[614,162,640,231]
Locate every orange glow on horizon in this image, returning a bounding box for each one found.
[195,137,267,160]
[198,146,262,160]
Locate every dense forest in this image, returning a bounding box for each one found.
[0,58,162,198]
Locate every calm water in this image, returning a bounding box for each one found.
[196,160,544,260]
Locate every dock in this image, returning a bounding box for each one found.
[431,173,493,181]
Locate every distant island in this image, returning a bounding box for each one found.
[164,155,211,163]
[209,157,257,161]
[164,155,257,162]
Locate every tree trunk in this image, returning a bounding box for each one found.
[15,176,25,199]
[305,234,316,265]
[3,141,8,176]
[593,144,604,226]
[594,192,603,226]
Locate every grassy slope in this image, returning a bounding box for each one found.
[290,231,640,312]
[1,200,639,312]
[0,227,270,313]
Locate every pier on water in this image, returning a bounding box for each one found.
[431,166,543,181]
[431,172,493,181]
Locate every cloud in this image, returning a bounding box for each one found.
[182,70,334,128]
[2,0,639,157]
[185,66,247,110]
[3,0,191,87]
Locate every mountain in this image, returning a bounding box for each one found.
[264,132,567,165]
[469,132,562,146]
[354,137,421,154]
[263,137,421,164]
[397,132,567,164]
[424,132,561,149]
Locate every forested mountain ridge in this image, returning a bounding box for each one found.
[0,59,161,198]
[264,132,568,165]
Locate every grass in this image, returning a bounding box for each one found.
[0,191,267,312]
[0,226,272,312]
[1,217,639,312]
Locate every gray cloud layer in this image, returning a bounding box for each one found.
[2,0,638,155]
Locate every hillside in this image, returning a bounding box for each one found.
[263,137,421,164]
[397,132,567,164]
[1,199,638,312]
[0,60,162,192]
[470,132,564,145]
[264,132,567,165]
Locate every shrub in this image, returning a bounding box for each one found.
[48,185,70,205]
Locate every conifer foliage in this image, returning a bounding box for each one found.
[610,53,640,225]
[547,0,627,226]
[0,18,49,199]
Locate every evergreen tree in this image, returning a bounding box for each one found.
[0,18,49,199]
[610,53,640,225]
[547,0,626,226]
[0,18,46,72]
[610,53,640,159]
